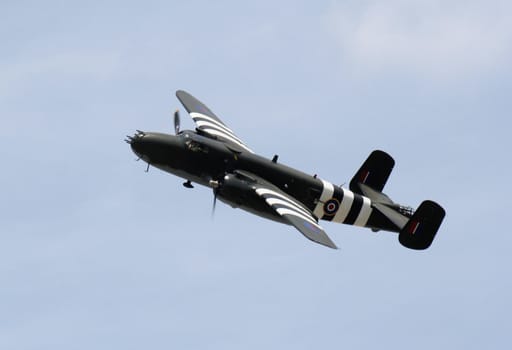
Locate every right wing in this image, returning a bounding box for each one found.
[232,170,338,249]
[256,186,338,249]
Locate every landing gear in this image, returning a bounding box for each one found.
[183,180,194,188]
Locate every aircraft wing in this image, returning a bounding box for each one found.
[176,90,254,153]
[233,170,338,249]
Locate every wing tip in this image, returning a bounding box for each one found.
[303,228,338,249]
[322,238,338,250]
[175,89,188,99]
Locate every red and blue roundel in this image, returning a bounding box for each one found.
[323,198,340,216]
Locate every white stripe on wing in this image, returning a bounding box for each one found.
[195,119,242,143]
[265,197,314,220]
[255,188,311,216]
[190,113,242,141]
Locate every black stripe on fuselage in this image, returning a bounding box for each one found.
[322,186,345,221]
[343,194,364,225]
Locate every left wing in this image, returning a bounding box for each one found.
[176,90,253,153]
[234,170,338,249]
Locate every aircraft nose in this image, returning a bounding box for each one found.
[125,130,147,158]
[126,131,183,166]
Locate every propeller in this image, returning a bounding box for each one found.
[174,109,180,135]
[209,179,221,219]
[211,189,218,219]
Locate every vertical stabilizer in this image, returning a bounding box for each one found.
[350,150,395,194]
[399,200,446,250]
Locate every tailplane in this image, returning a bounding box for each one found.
[351,151,445,250]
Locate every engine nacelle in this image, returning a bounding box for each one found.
[217,172,258,208]
[216,172,284,223]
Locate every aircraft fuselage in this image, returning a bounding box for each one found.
[129,130,398,232]
[126,89,445,250]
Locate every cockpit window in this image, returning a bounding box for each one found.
[185,139,209,153]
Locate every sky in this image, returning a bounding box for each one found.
[1,0,511,349]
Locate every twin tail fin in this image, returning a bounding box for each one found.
[351,150,446,250]
[398,200,446,250]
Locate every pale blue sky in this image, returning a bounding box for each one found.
[1,1,511,349]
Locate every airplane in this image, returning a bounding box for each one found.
[126,90,445,250]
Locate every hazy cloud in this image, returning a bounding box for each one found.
[326,0,512,80]
[0,50,122,99]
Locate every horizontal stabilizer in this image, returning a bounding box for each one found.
[359,183,394,205]
[372,202,409,229]
[399,200,446,250]
[350,150,395,194]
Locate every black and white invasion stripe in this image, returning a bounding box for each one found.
[190,112,253,153]
[313,179,334,219]
[313,178,373,227]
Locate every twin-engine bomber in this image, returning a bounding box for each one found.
[126,90,445,249]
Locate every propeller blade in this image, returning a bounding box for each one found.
[211,189,217,219]
[174,109,180,135]
[208,179,222,219]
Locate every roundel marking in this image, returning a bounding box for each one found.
[323,198,340,216]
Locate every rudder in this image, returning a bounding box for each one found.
[350,150,395,194]
[399,200,446,250]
